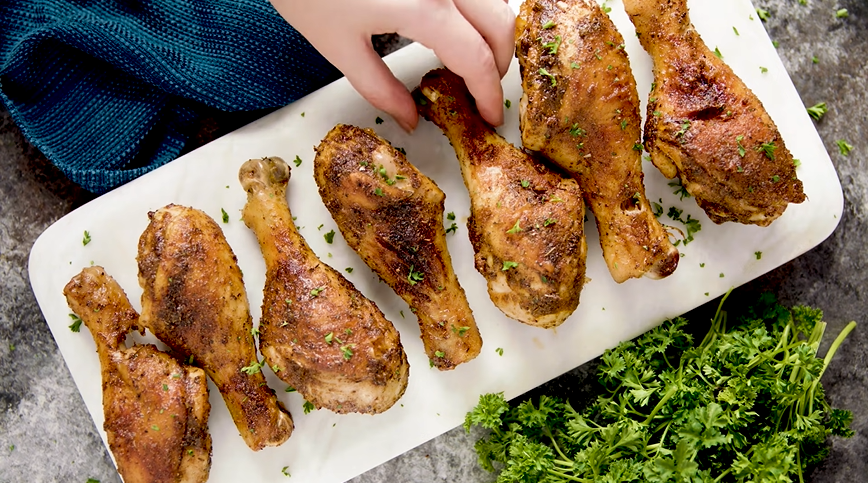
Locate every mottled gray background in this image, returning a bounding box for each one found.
[1,0,865,482]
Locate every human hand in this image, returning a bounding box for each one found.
[269,0,515,131]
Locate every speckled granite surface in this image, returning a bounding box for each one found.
[1,1,865,482]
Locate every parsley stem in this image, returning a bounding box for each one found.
[713,467,733,482]
[547,469,589,482]
[544,427,572,463]
[643,384,678,425]
[818,321,856,380]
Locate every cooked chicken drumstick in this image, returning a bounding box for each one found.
[516,0,679,283]
[239,157,409,413]
[137,204,293,451]
[314,124,482,370]
[622,0,805,225]
[64,266,211,483]
[415,68,587,328]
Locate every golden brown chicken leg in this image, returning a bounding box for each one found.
[239,157,409,414]
[314,125,482,370]
[516,0,679,283]
[415,68,587,328]
[64,266,211,483]
[622,0,805,225]
[137,204,293,451]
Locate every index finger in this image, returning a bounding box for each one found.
[400,5,505,126]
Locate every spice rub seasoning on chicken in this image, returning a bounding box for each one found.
[314,124,482,370]
[623,0,805,225]
[415,68,587,329]
[239,157,409,414]
[516,0,680,283]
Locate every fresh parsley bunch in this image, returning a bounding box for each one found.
[465,293,855,482]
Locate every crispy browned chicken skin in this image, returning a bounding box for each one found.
[415,68,587,328]
[137,204,293,451]
[239,157,409,414]
[64,266,211,483]
[314,124,482,370]
[516,0,679,283]
[623,0,805,225]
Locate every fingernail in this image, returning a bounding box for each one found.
[398,118,416,134]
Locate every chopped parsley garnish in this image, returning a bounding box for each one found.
[344,267,353,273]
[736,135,746,157]
[284,386,296,393]
[542,35,562,55]
[713,46,723,59]
[756,7,771,21]
[162,384,168,391]
[633,143,643,151]
[504,99,511,109]
[447,211,456,221]
[806,102,828,121]
[374,187,384,197]
[324,230,335,244]
[570,62,581,69]
[221,208,229,223]
[325,332,334,344]
[293,155,302,167]
[502,261,518,271]
[733,26,740,35]
[452,325,471,337]
[772,175,781,183]
[675,119,691,138]
[282,466,291,477]
[82,230,91,246]
[446,222,458,234]
[755,251,763,260]
[341,344,355,360]
[620,119,627,130]
[375,116,384,124]
[651,202,663,218]
[303,401,315,414]
[543,218,557,227]
[836,8,849,18]
[68,313,83,332]
[310,287,324,297]
[434,350,445,358]
[241,359,265,375]
[495,347,504,356]
[667,207,702,245]
[538,68,557,86]
[542,20,556,29]
[569,123,586,137]
[836,140,854,155]
[757,141,777,160]
[520,179,530,188]
[506,220,523,234]
[669,178,691,200]
[760,66,768,73]
[793,159,802,167]
[812,55,819,64]
[407,265,424,285]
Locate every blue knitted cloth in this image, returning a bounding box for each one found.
[0,0,341,193]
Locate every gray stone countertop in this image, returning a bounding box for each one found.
[1,0,865,482]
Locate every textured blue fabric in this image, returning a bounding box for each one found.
[0,0,341,193]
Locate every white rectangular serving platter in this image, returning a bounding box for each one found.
[29,0,842,481]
